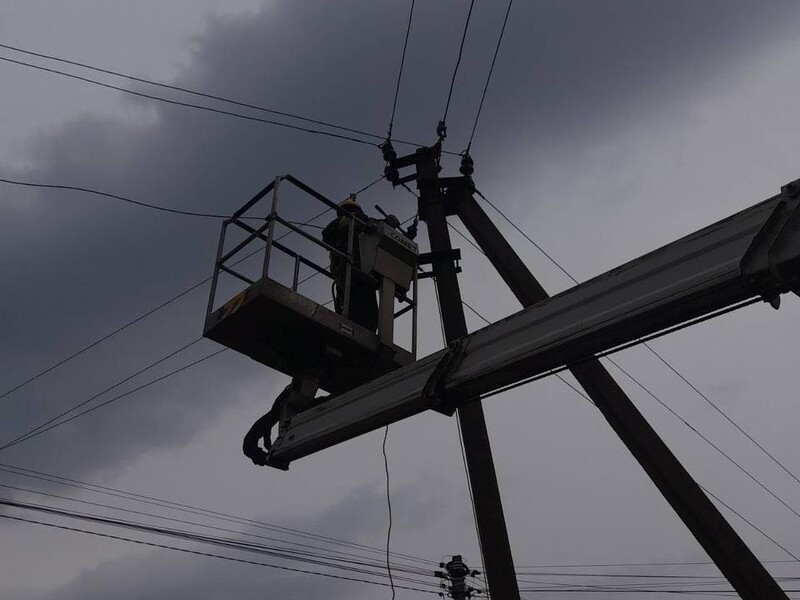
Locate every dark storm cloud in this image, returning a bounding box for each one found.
[1,0,797,482]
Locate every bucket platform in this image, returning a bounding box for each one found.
[203,175,418,395]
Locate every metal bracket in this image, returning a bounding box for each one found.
[741,179,800,307]
[421,339,468,415]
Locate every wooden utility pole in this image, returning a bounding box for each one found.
[416,146,521,600]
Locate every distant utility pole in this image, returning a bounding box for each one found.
[435,555,480,600]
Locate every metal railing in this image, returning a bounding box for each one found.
[206,175,417,354]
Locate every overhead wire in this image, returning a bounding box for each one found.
[0,43,454,153]
[0,42,383,141]
[386,0,416,139]
[0,511,440,594]
[0,461,436,569]
[0,347,227,450]
[0,338,204,451]
[0,55,378,147]
[0,497,438,585]
[0,177,234,219]
[0,481,431,576]
[464,0,514,153]
[441,0,477,127]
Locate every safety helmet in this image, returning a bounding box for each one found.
[340,195,360,212]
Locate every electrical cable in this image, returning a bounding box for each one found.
[0,178,233,218]
[0,55,378,147]
[0,338,203,451]
[0,461,436,568]
[465,0,513,153]
[606,356,800,535]
[0,496,441,586]
[0,42,383,142]
[387,0,416,139]
[0,513,441,594]
[0,481,431,576]
[0,348,227,450]
[0,43,444,153]
[382,426,396,599]
[441,0,476,126]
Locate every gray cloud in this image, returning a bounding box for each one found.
[2,2,800,598]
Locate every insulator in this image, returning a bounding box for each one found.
[459,153,474,176]
[381,139,397,163]
[437,120,447,141]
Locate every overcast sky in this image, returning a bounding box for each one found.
[2,1,800,598]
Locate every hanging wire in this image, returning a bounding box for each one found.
[465,0,514,154]
[440,0,477,138]
[387,0,417,139]
[382,426,396,599]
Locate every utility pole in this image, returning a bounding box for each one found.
[414,145,521,600]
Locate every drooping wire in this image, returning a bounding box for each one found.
[465,0,514,153]
[441,0,477,130]
[0,178,237,218]
[0,55,378,148]
[387,0,416,139]
[382,426,396,599]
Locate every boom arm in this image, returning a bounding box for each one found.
[268,182,800,467]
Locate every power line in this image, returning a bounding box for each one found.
[0,497,437,585]
[387,0,416,139]
[0,42,449,153]
[0,338,203,451]
[0,347,227,450]
[441,0,477,127]
[0,55,378,147]
[465,0,514,153]
[0,461,435,567]
[0,178,233,218]
[0,42,384,141]
[0,511,440,594]
[0,482,431,577]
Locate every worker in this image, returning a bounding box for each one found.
[321,196,399,331]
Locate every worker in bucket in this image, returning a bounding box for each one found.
[322,195,399,331]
